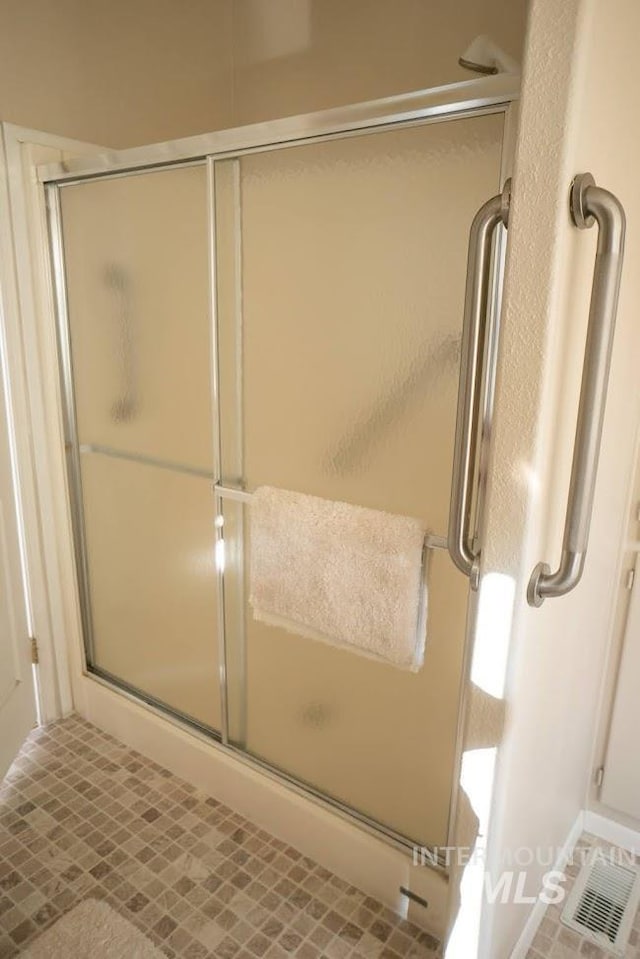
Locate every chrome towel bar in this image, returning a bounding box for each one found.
[213,484,448,552]
[448,178,510,587]
[528,173,626,606]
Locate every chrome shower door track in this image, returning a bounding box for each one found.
[38,73,518,185]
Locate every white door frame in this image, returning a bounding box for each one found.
[0,123,104,723]
[0,132,38,773]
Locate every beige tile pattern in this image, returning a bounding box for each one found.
[527,833,640,959]
[0,716,440,958]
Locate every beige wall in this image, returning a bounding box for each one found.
[479,0,640,955]
[0,0,233,147]
[231,0,527,126]
[0,0,527,148]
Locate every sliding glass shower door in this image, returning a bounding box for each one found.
[51,107,505,850]
[215,114,505,846]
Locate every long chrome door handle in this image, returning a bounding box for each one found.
[528,173,626,606]
[448,179,510,585]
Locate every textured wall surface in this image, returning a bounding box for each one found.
[479,0,640,956]
[578,0,640,840]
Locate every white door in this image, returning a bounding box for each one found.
[601,554,640,818]
[0,322,36,779]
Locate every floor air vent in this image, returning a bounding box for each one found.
[561,849,640,955]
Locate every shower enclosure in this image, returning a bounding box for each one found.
[46,84,513,858]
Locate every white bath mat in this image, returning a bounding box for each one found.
[20,899,164,959]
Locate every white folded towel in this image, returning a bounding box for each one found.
[249,486,428,671]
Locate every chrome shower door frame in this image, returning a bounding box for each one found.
[43,74,518,865]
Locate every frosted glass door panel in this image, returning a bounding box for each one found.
[61,165,211,471]
[59,164,219,730]
[221,114,503,529]
[219,114,504,844]
[80,454,220,729]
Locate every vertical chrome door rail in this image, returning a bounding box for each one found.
[528,173,626,606]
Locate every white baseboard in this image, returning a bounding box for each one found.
[510,811,585,959]
[583,810,640,856]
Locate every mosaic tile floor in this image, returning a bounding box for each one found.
[0,715,440,958]
[526,832,640,959]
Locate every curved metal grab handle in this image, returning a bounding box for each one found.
[528,173,626,607]
[448,180,510,584]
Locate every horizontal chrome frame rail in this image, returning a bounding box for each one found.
[37,74,519,185]
[448,179,510,586]
[528,173,626,606]
[78,443,214,480]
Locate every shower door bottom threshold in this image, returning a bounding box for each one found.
[85,665,448,873]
